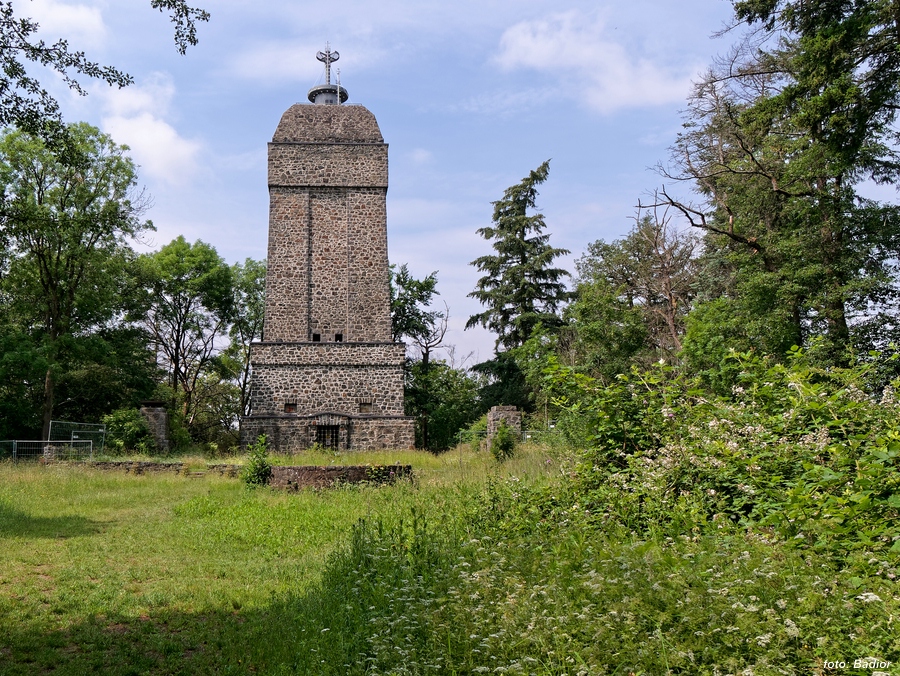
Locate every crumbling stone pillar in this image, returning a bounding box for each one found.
[487,406,521,446]
[139,401,170,453]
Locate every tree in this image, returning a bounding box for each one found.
[390,263,441,345]
[556,280,649,384]
[405,359,480,451]
[390,264,460,448]
[466,161,571,351]
[576,209,699,355]
[220,257,266,418]
[653,35,900,366]
[731,0,900,182]
[0,1,209,139]
[135,236,234,433]
[0,122,151,438]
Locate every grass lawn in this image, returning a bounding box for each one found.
[0,445,560,675]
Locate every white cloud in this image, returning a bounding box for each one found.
[494,11,697,114]
[408,148,433,164]
[26,0,106,46]
[98,73,202,185]
[229,40,386,86]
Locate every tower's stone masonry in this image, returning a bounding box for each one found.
[240,77,414,452]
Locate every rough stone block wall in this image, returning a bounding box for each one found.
[139,403,170,453]
[272,104,384,143]
[487,406,522,444]
[239,416,414,452]
[268,144,388,188]
[264,188,310,342]
[242,103,409,452]
[269,464,411,490]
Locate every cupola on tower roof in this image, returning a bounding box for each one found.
[307,44,349,105]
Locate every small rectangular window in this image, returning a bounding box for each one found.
[284,403,297,413]
[312,333,321,342]
[335,333,343,342]
[359,402,373,414]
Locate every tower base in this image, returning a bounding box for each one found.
[240,413,415,453]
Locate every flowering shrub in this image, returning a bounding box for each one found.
[546,349,900,559]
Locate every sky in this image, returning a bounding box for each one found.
[34,0,740,363]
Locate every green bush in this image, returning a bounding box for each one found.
[548,348,900,560]
[241,435,272,487]
[457,414,487,452]
[490,421,517,462]
[102,408,156,455]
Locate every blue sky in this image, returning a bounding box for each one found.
[36,0,738,362]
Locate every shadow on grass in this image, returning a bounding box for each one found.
[0,600,330,676]
[0,503,100,539]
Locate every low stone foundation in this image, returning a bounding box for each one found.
[82,460,411,489]
[89,461,185,474]
[269,464,411,490]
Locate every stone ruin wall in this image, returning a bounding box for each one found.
[139,402,170,453]
[487,406,522,444]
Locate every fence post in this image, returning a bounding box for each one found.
[12,440,16,463]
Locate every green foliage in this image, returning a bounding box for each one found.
[665,12,900,366]
[282,472,900,674]
[135,236,235,437]
[0,122,152,437]
[458,414,487,452]
[221,257,266,419]
[466,160,571,351]
[489,421,517,462]
[389,263,441,344]
[575,211,698,359]
[241,435,271,487]
[558,279,650,382]
[102,408,156,456]
[405,360,480,451]
[549,348,900,559]
[0,2,207,139]
[471,350,532,412]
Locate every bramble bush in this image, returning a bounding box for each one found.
[545,348,900,559]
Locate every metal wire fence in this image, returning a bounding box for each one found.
[48,420,106,455]
[0,440,94,462]
[456,428,563,448]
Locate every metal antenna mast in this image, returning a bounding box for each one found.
[316,43,339,85]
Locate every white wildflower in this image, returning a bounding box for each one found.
[755,633,772,647]
[856,592,882,603]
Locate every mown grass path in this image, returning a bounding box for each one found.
[0,448,556,674]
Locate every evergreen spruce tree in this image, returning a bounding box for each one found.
[466,161,571,351]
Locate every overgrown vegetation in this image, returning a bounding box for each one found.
[489,420,517,462]
[241,434,271,487]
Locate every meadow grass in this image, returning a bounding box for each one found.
[0,444,559,675]
[5,440,896,675]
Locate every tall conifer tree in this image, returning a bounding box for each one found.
[466,161,571,351]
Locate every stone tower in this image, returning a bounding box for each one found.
[240,47,415,452]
